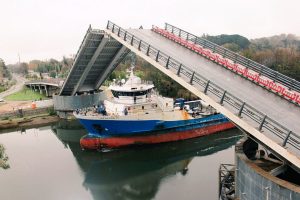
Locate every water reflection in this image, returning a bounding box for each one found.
[52,120,241,200]
[0,144,10,169]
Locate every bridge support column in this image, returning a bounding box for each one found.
[44,85,48,97]
[235,137,300,200]
[38,85,42,94]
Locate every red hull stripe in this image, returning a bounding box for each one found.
[80,122,235,149]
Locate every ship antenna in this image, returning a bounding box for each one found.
[127,53,136,78]
[130,54,135,77]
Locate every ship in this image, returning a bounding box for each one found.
[74,67,235,150]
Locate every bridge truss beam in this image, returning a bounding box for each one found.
[94,45,129,89]
[71,36,109,95]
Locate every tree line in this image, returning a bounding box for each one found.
[204,33,300,81]
[0,58,11,80]
[0,59,12,93]
[7,56,73,79]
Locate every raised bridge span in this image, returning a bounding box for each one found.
[59,21,300,171]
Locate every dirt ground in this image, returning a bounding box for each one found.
[0,101,32,113]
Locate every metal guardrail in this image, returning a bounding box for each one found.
[106,21,300,153]
[219,164,235,200]
[25,79,62,86]
[164,23,300,95]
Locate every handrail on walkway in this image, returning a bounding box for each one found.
[160,23,300,106]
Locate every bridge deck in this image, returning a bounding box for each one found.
[60,27,130,96]
[126,29,300,135]
[25,79,63,87]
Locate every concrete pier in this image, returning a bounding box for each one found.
[53,92,105,118]
[235,137,300,199]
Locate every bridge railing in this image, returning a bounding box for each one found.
[106,21,300,153]
[164,23,300,94]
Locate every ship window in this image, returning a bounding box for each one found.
[115,91,148,97]
[111,90,119,98]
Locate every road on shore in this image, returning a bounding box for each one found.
[0,73,27,99]
[0,74,54,113]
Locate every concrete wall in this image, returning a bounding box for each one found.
[0,107,53,119]
[235,143,300,200]
[53,92,105,112]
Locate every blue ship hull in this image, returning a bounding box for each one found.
[78,114,230,137]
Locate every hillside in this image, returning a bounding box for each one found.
[203,34,250,51]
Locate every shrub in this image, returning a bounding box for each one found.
[47,107,56,116]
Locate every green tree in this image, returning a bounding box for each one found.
[50,71,56,78]
[203,34,250,50]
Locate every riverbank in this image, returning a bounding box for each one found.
[0,114,60,132]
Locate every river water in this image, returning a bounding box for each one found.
[0,120,242,200]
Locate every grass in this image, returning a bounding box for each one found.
[0,86,5,93]
[4,87,48,101]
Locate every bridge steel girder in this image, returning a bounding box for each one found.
[105,28,300,172]
[44,85,48,97]
[94,45,129,89]
[59,26,94,96]
[38,85,42,94]
[71,36,109,95]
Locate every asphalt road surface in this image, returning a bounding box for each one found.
[0,73,27,99]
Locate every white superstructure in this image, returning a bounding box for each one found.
[104,67,174,116]
[75,67,214,120]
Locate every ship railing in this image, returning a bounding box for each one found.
[149,90,173,111]
[76,104,161,118]
[109,80,153,87]
[142,80,153,85]
[106,21,300,155]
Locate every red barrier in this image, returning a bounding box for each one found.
[152,26,300,104]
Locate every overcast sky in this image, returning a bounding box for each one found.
[1,0,299,64]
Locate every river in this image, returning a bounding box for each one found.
[0,120,242,200]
